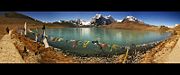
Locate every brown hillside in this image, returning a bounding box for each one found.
[0,12,45,39]
[174,24,180,31]
[103,22,159,31]
[0,12,76,39]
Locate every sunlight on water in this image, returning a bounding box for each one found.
[29,28,171,56]
[44,28,170,45]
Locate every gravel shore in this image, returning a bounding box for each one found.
[0,26,178,63]
[139,33,179,63]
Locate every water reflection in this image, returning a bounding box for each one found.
[44,28,170,46]
[28,28,171,56]
[79,28,91,40]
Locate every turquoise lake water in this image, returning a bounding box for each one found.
[28,28,171,56]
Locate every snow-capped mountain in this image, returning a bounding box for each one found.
[175,24,180,27]
[53,15,146,26]
[76,19,91,26]
[54,19,91,26]
[104,15,115,22]
[116,19,122,22]
[121,16,144,24]
[90,14,115,26]
[81,21,91,25]
[167,25,175,28]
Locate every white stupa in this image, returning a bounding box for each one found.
[43,37,50,48]
[35,34,38,42]
[24,22,27,35]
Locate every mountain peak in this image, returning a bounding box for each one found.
[125,16,137,21]
[107,15,111,17]
[94,14,103,19]
[91,14,115,25]
[122,16,144,24]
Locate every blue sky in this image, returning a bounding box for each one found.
[19,12,180,26]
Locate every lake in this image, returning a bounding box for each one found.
[28,28,171,57]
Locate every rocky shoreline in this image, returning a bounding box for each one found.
[139,31,179,63]
[10,29,177,63]
[12,32,75,63]
[13,32,124,63]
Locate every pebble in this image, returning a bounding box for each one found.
[17,31,172,63]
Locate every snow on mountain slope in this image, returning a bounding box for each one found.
[116,19,122,22]
[91,14,115,25]
[122,16,144,24]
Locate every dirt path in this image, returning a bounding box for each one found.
[164,37,180,63]
[0,34,25,63]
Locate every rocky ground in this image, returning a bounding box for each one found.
[14,31,168,63]
[0,29,176,63]
[0,24,179,63]
[13,32,126,63]
[13,33,75,63]
[139,31,179,63]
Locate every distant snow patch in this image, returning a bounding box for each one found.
[116,19,122,22]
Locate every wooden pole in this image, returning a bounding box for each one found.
[122,48,129,63]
